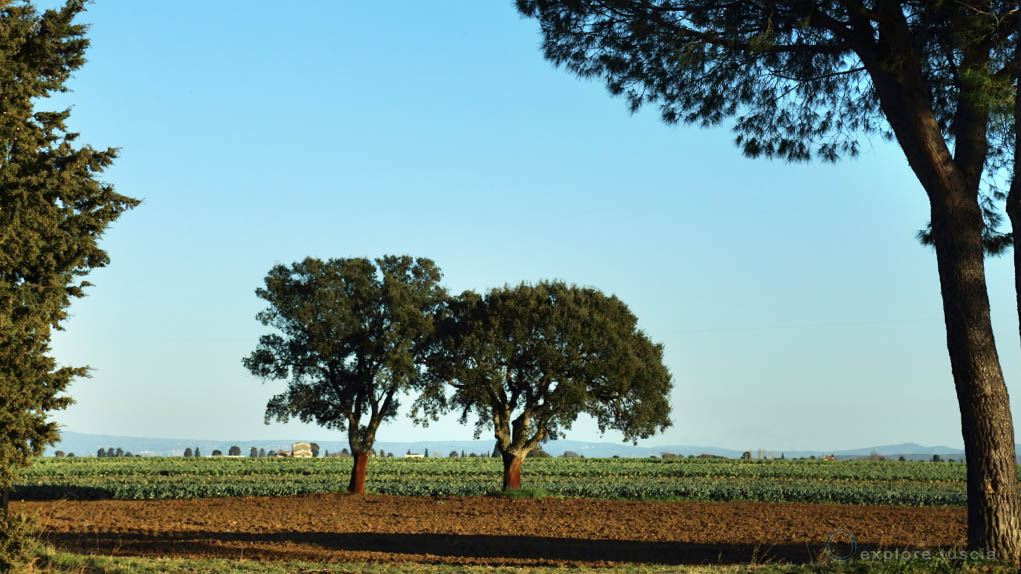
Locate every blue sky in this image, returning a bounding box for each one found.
[41,1,1021,451]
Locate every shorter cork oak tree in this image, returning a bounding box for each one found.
[243,256,445,493]
[417,281,672,490]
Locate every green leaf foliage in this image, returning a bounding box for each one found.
[0,0,138,495]
[243,256,446,455]
[516,1,1014,160]
[418,282,672,459]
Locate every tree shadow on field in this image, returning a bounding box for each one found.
[43,530,871,565]
[12,485,112,501]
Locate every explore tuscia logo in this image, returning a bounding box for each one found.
[824,529,858,561]
[824,530,996,562]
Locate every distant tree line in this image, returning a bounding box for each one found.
[95,448,136,458]
[179,443,324,458]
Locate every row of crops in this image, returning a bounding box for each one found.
[12,456,980,506]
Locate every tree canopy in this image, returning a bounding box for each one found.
[0,0,138,500]
[243,255,446,493]
[418,281,672,489]
[517,1,1012,163]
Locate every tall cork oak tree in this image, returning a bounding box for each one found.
[243,256,445,494]
[516,0,1021,561]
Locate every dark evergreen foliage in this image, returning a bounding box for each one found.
[0,1,138,504]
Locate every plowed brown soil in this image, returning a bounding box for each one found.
[14,495,966,566]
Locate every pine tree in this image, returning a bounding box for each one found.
[516,0,1021,560]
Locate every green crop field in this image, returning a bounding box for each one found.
[11,456,989,506]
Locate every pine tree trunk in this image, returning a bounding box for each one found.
[1,488,7,516]
[868,57,1021,560]
[348,452,368,494]
[932,192,1021,563]
[502,452,522,490]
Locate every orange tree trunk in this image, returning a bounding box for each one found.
[348,452,368,494]
[502,452,522,490]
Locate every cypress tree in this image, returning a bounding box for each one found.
[0,0,138,496]
[0,5,136,568]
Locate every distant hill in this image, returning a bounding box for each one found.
[44,431,971,460]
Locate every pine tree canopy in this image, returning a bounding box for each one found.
[0,0,138,493]
[516,1,1018,248]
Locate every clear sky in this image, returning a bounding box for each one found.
[40,1,1021,452]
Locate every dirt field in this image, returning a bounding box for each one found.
[14,495,967,566]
